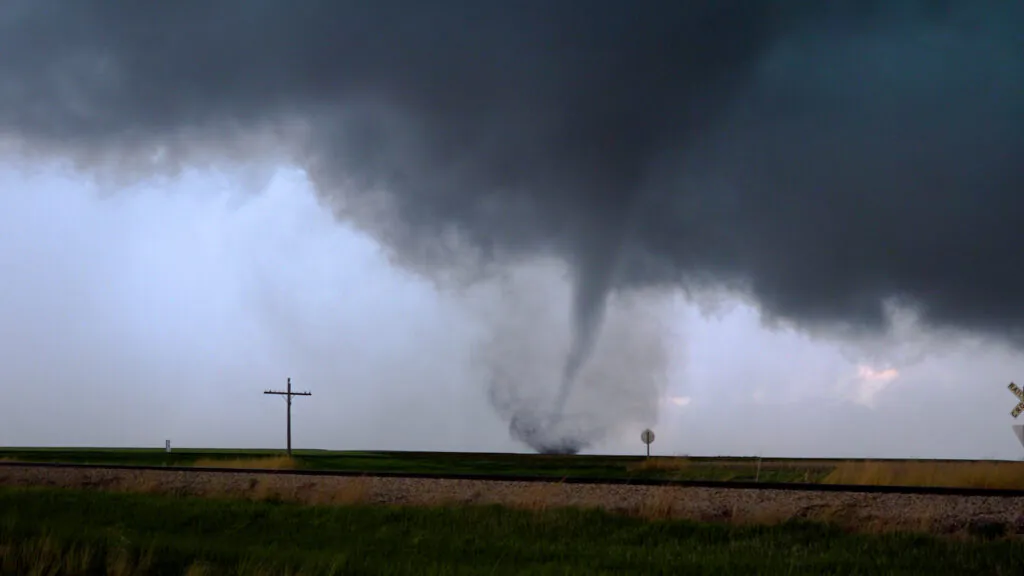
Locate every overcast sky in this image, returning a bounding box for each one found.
[1,2,1022,459]
[2,158,1021,459]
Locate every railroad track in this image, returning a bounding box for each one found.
[3,459,1024,497]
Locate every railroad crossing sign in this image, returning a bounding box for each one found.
[641,428,655,458]
[1009,382,1024,418]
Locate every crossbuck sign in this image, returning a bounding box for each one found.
[1008,382,1024,418]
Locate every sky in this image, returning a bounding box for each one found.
[2,159,1022,460]
[1,2,1023,459]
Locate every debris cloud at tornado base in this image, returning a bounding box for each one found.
[0,1,1021,450]
[468,261,671,454]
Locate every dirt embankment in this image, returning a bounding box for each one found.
[2,464,1023,536]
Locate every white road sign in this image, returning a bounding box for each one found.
[641,429,655,445]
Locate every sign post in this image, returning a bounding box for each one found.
[641,428,655,458]
[1006,383,1024,452]
[1009,382,1024,418]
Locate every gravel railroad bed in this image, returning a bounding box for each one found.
[2,464,1023,535]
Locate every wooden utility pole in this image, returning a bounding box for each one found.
[264,377,311,456]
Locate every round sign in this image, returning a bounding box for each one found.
[641,429,655,445]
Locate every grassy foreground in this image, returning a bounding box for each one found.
[1,487,1022,575]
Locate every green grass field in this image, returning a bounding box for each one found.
[0,448,834,483]
[1,486,1022,575]
[5,448,1024,488]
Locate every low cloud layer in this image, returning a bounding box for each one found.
[2,1,1019,337]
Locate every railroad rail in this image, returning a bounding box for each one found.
[3,460,1024,497]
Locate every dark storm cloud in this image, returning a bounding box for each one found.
[1,0,1021,343]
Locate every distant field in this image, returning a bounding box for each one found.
[3,448,1024,488]
[0,448,834,483]
[1,486,1022,575]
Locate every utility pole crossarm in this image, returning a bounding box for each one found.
[263,378,311,456]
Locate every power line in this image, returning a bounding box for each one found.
[264,377,311,456]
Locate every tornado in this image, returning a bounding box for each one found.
[0,2,1021,452]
